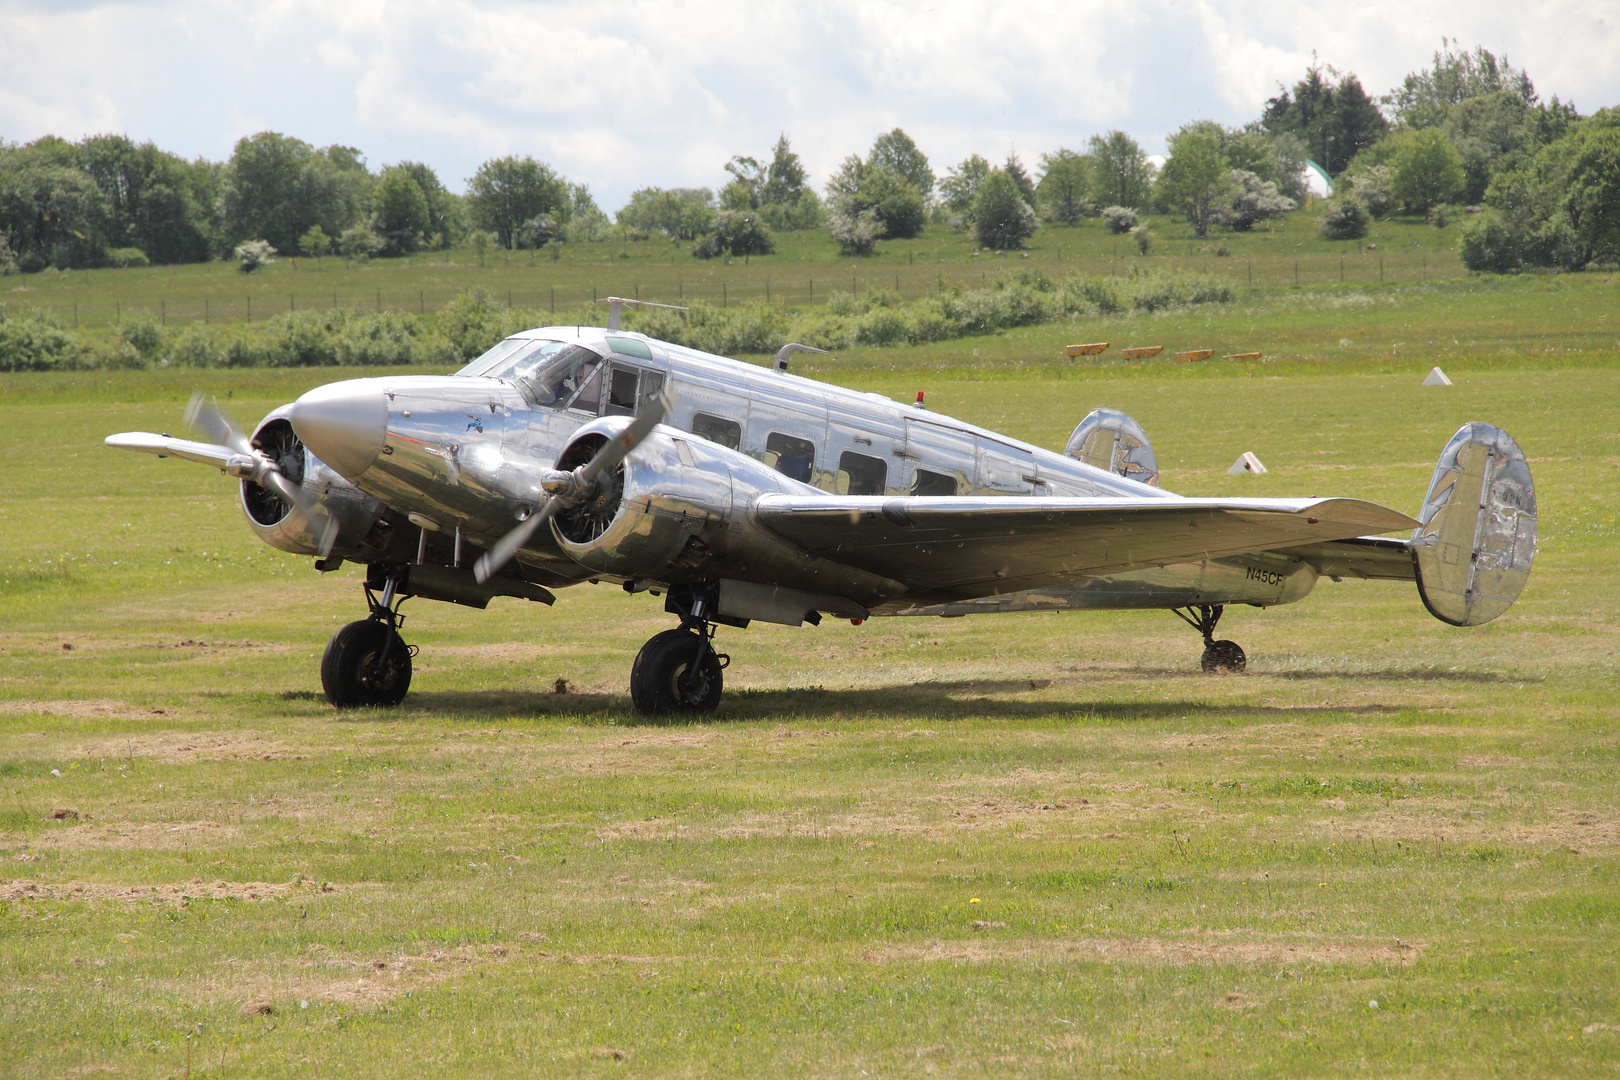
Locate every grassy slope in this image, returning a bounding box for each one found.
[1,274,1618,1077]
[6,204,1470,332]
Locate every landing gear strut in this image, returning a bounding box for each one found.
[1173,604,1246,673]
[321,566,415,707]
[631,592,729,715]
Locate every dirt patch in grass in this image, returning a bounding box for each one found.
[71,730,297,763]
[27,818,243,852]
[0,699,142,719]
[868,934,1425,968]
[2,875,338,905]
[205,941,518,1010]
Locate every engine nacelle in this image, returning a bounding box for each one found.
[548,422,735,579]
[242,406,401,560]
[543,418,904,613]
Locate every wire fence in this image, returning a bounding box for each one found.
[14,250,1466,332]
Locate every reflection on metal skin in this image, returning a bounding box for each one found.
[1412,423,1536,626]
[289,378,389,481]
[884,553,1318,617]
[239,405,398,560]
[1065,408,1160,487]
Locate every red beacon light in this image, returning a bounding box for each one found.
[914,391,926,410]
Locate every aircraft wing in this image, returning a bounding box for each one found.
[752,494,1418,601]
[106,431,238,470]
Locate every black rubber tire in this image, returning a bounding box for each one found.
[1200,639,1247,674]
[630,629,723,715]
[321,619,412,707]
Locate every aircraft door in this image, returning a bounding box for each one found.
[901,418,974,496]
[974,435,1041,495]
[828,401,903,495]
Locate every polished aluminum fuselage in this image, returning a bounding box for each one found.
[316,325,1319,615]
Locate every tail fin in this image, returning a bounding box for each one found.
[1065,408,1159,487]
[1412,423,1536,626]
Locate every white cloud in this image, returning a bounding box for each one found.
[0,0,1615,209]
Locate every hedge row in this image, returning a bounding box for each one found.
[0,271,1234,372]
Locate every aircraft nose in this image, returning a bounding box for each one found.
[291,380,388,480]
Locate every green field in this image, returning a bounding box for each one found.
[2,269,1619,1077]
[6,204,1470,333]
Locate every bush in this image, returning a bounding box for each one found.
[1340,164,1395,217]
[106,247,150,269]
[1123,271,1233,312]
[828,206,880,257]
[1215,170,1295,231]
[235,240,276,273]
[338,226,383,261]
[1318,199,1370,240]
[1392,129,1465,213]
[1102,206,1138,234]
[117,314,165,360]
[437,289,532,361]
[1131,225,1153,254]
[0,306,92,371]
[973,170,1037,251]
[692,211,775,259]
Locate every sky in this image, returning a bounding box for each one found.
[1,0,1615,209]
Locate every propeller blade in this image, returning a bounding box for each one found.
[577,389,672,484]
[184,393,252,456]
[473,391,674,584]
[185,391,339,554]
[473,497,560,584]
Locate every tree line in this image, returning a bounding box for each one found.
[1,42,1613,276]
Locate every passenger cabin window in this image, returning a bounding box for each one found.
[838,451,887,496]
[606,367,640,416]
[691,412,742,450]
[911,468,958,496]
[764,432,815,483]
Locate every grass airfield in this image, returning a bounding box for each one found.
[3,274,1620,1077]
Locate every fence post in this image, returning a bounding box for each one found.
[723,282,727,308]
[1379,255,1383,282]
[551,287,555,313]
[161,299,166,326]
[1339,256,1344,282]
[1294,260,1299,285]
[420,290,424,313]
[73,299,77,327]
[245,297,250,323]
[204,297,209,324]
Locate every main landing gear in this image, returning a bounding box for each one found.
[630,591,730,715]
[1174,604,1247,674]
[321,567,415,707]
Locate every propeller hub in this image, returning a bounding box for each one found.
[291,380,389,481]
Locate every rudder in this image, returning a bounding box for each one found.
[1412,422,1537,626]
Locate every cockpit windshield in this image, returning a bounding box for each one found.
[457,337,605,410]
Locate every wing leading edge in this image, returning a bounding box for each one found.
[752,494,1417,603]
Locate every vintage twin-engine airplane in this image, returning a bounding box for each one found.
[107,300,1537,713]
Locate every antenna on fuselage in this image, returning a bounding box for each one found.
[772,342,830,373]
[603,296,688,332]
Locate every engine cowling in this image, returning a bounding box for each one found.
[241,406,400,559]
[548,423,734,579]
[542,419,908,614]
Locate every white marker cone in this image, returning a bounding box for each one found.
[1228,452,1267,476]
[1423,366,1452,386]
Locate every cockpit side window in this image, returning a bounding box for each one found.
[471,340,606,410]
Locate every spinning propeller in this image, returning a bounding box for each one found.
[475,390,672,583]
[184,393,340,558]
